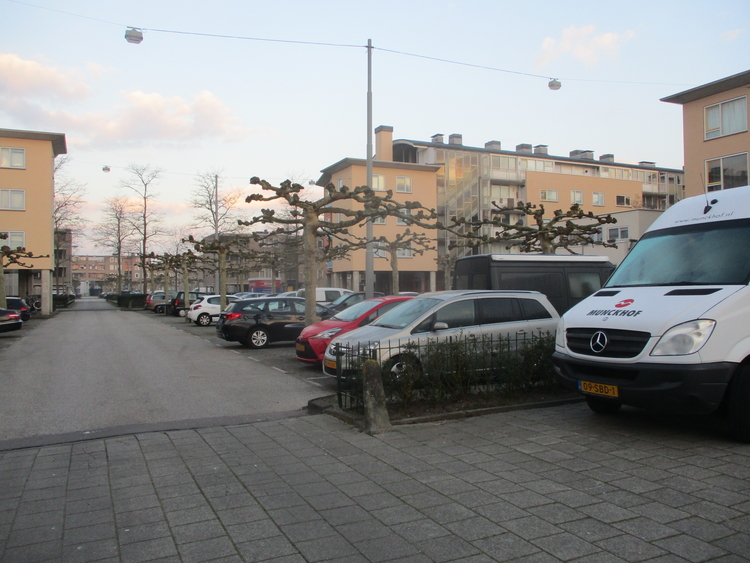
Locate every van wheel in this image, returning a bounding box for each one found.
[727,365,750,442]
[246,328,270,349]
[585,395,622,415]
[382,355,423,387]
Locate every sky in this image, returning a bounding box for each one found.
[2,0,749,255]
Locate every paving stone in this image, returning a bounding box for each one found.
[653,533,729,562]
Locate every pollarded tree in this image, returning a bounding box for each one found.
[0,234,49,309]
[92,197,136,295]
[449,201,618,255]
[241,178,436,325]
[53,156,87,294]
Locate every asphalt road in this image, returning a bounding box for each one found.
[0,297,337,444]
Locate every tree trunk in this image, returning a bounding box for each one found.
[302,215,318,326]
[0,266,7,309]
[182,262,191,322]
[389,249,399,294]
[218,248,227,311]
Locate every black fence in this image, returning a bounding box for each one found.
[332,332,557,413]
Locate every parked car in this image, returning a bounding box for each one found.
[216,296,332,349]
[295,287,353,305]
[296,295,412,364]
[326,292,384,313]
[4,297,31,321]
[187,294,240,326]
[0,308,22,333]
[145,291,175,313]
[233,292,266,299]
[169,291,210,316]
[323,290,560,377]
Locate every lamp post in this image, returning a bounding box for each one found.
[365,39,374,299]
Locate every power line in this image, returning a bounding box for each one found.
[6,0,695,88]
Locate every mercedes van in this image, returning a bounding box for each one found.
[553,185,750,441]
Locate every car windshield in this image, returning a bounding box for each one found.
[371,298,440,329]
[607,218,750,288]
[329,293,352,307]
[332,299,382,322]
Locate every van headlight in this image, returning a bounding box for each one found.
[651,320,715,356]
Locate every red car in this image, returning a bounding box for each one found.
[296,295,413,364]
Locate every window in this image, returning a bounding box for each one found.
[540,189,558,202]
[373,215,385,225]
[0,147,25,169]
[0,189,25,210]
[705,97,747,140]
[593,192,604,206]
[706,153,749,191]
[479,298,520,324]
[373,244,387,258]
[396,209,411,226]
[568,273,602,299]
[434,300,476,329]
[571,190,583,205]
[396,176,412,193]
[608,226,629,241]
[396,243,413,258]
[0,231,25,249]
[372,174,386,191]
[616,195,631,207]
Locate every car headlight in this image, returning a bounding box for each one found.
[313,327,342,339]
[651,319,716,356]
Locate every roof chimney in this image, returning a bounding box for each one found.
[449,133,463,145]
[431,133,444,144]
[533,145,548,155]
[516,143,532,154]
[375,125,393,162]
[599,154,615,163]
[485,140,502,151]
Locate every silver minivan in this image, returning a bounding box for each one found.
[322,290,559,376]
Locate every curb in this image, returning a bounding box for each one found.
[308,393,585,430]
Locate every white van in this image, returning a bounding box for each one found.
[553,185,750,441]
[296,287,352,305]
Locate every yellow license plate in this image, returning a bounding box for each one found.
[580,380,619,398]
[325,359,337,370]
[296,343,305,352]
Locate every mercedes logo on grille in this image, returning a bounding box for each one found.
[590,331,608,353]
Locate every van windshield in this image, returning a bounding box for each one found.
[371,298,439,329]
[607,218,750,287]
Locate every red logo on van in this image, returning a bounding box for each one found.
[615,299,634,308]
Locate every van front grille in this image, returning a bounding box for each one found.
[566,328,651,358]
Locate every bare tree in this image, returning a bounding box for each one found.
[53,156,87,294]
[0,233,49,309]
[449,202,618,255]
[241,178,436,325]
[120,164,164,293]
[92,197,135,294]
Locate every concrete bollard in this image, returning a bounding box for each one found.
[363,359,392,435]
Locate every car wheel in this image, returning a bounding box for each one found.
[382,354,423,389]
[196,313,211,327]
[246,327,270,349]
[153,305,162,314]
[585,395,622,415]
[728,364,750,442]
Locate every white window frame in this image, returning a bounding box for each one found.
[593,192,604,206]
[373,244,387,258]
[705,96,748,140]
[396,243,413,258]
[373,215,386,225]
[0,231,25,249]
[372,174,386,192]
[571,190,583,205]
[540,189,558,202]
[396,176,412,193]
[0,189,25,210]
[396,209,412,226]
[608,226,630,241]
[616,195,632,207]
[0,147,26,169]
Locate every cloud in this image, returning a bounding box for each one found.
[720,29,743,42]
[0,54,244,148]
[0,53,89,99]
[535,25,635,68]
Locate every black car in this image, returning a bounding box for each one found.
[0,308,23,333]
[216,297,332,349]
[5,297,31,321]
[169,291,209,316]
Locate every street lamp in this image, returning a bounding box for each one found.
[125,28,143,44]
[365,39,374,299]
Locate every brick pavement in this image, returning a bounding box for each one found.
[1,403,749,562]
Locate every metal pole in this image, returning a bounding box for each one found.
[214,174,220,295]
[365,39,374,299]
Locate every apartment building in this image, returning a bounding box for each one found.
[662,69,750,196]
[1,128,67,314]
[317,126,441,293]
[72,254,142,295]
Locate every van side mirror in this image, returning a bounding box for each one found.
[432,321,449,331]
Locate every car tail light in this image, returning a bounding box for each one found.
[224,312,242,320]
[194,304,202,310]
[8,312,20,320]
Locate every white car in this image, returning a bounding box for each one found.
[187,294,239,326]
